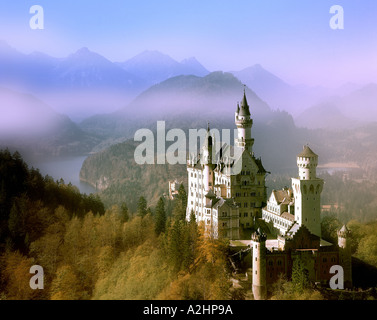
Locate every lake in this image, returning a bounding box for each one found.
[30,155,96,194]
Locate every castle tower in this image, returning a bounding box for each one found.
[251,228,267,300]
[202,123,215,192]
[235,88,254,154]
[291,145,324,238]
[338,225,352,289]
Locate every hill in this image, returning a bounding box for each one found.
[79,71,273,140]
[0,87,100,160]
[294,100,356,130]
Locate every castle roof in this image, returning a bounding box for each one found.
[254,157,267,174]
[211,196,238,210]
[298,145,318,158]
[238,90,251,117]
[281,212,295,222]
[272,189,293,205]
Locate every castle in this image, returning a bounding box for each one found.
[185,90,267,239]
[185,90,352,299]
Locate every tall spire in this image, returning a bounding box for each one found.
[239,86,250,116]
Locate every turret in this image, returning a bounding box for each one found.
[338,225,352,288]
[251,228,267,300]
[235,88,254,154]
[297,145,318,180]
[291,145,323,238]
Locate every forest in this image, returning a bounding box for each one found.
[2,149,377,300]
[0,149,235,300]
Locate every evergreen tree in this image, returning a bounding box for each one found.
[168,220,184,271]
[154,197,166,236]
[292,257,310,292]
[120,202,129,222]
[137,196,147,217]
[189,209,196,223]
[178,184,187,211]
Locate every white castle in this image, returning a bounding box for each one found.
[185,90,325,241]
[186,90,267,239]
[262,144,324,238]
[184,90,352,298]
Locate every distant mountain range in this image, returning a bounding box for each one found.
[116,50,209,86]
[0,42,210,121]
[0,40,373,124]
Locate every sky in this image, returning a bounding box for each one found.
[0,0,376,87]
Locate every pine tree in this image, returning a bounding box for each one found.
[154,197,166,236]
[137,196,147,217]
[292,256,310,292]
[121,202,129,222]
[178,184,187,211]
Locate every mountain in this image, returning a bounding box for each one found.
[294,100,356,130]
[116,50,209,86]
[52,47,143,90]
[0,43,212,121]
[0,43,148,120]
[79,71,319,177]
[0,87,99,160]
[341,83,377,122]
[79,71,274,141]
[231,64,336,116]
[294,83,377,129]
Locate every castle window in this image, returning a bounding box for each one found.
[244,212,248,217]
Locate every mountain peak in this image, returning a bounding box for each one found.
[75,47,92,55]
